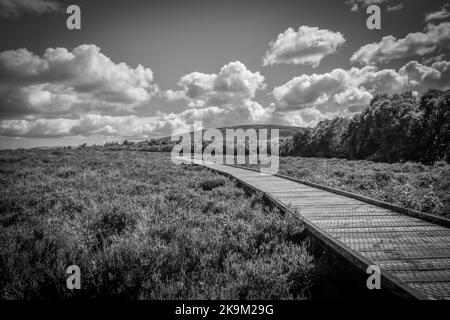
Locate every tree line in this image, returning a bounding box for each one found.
[281,89,449,164]
[100,89,448,165]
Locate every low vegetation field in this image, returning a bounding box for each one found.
[0,149,313,299]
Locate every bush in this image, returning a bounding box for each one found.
[199,176,227,191]
[0,150,314,299]
[282,89,450,165]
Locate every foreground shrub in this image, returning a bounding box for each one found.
[199,176,227,191]
[0,150,313,299]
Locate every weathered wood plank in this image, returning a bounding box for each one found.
[295,205,402,215]
[338,236,450,247]
[377,258,450,271]
[308,215,425,224]
[408,282,450,299]
[390,270,450,283]
[361,250,450,261]
[329,229,450,238]
[342,240,450,254]
[315,220,429,230]
[326,225,449,233]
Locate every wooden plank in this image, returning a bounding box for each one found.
[268,190,333,195]
[309,217,426,226]
[303,212,399,219]
[275,195,360,201]
[341,240,450,253]
[390,270,450,283]
[360,250,450,261]
[295,205,403,215]
[377,258,450,271]
[329,230,450,239]
[266,186,318,191]
[248,182,309,188]
[408,282,450,299]
[315,220,429,230]
[284,198,364,205]
[302,213,400,219]
[326,225,449,234]
[337,236,450,247]
[280,198,364,206]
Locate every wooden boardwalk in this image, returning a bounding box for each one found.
[179,157,450,300]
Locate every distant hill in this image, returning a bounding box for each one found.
[28,146,56,150]
[155,124,305,143]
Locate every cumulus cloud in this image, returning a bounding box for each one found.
[272,60,450,125]
[0,105,272,139]
[0,0,61,18]
[351,22,450,65]
[0,60,275,139]
[0,113,193,139]
[166,61,272,125]
[263,26,345,67]
[425,4,450,23]
[3,57,449,138]
[0,117,77,138]
[0,44,158,118]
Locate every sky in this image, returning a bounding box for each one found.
[0,0,449,148]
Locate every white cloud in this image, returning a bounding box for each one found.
[263,26,345,67]
[399,60,450,89]
[425,4,450,23]
[0,114,180,139]
[387,3,403,12]
[0,60,275,139]
[272,60,450,124]
[351,22,450,65]
[175,71,217,107]
[3,58,449,138]
[167,61,272,125]
[0,44,158,117]
[0,0,61,18]
[0,118,77,138]
[0,104,273,139]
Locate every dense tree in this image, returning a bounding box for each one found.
[308,117,351,158]
[417,89,450,164]
[345,92,420,162]
[283,90,450,164]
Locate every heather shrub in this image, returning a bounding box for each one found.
[0,150,313,299]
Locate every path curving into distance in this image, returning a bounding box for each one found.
[177,157,450,300]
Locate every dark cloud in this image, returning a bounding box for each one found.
[0,0,61,18]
